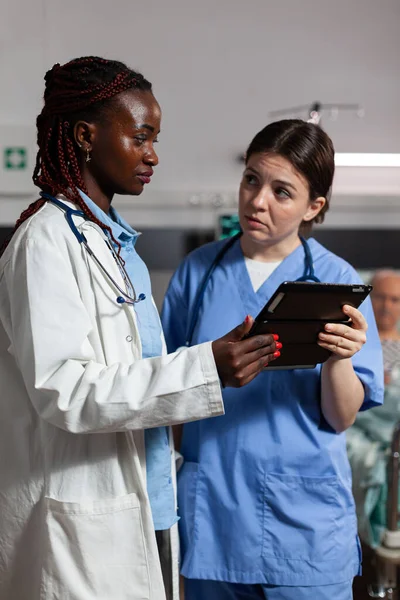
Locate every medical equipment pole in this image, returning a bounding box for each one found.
[387,422,400,531]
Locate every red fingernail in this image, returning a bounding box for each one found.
[264,363,269,367]
[273,334,279,341]
[276,342,283,350]
[273,351,281,358]
[245,315,250,323]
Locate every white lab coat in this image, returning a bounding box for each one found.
[0,198,224,600]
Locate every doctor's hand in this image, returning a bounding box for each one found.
[318,304,367,361]
[212,315,279,388]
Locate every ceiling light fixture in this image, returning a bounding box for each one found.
[335,154,400,167]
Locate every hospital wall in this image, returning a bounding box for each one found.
[0,0,400,306]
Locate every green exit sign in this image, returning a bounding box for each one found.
[3,147,27,170]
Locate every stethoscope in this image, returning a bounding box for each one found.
[185,231,320,346]
[40,193,146,306]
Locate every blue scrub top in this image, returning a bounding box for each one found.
[161,237,384,586]
[79,191,177,531]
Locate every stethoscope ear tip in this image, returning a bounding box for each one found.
[116,293,146,305]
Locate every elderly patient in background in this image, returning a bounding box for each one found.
[370,270,400,384]
[347,269,400,548]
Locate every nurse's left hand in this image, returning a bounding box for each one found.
[318,304,367,360]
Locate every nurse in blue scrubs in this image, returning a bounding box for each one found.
[161,119,384,600]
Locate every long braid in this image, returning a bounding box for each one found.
[2,56,152,256]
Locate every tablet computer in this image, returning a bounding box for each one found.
[247,281,372,370]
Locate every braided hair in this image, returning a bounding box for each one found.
[2,56,152,254]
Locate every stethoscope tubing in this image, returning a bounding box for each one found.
[185,231,320,346]
[40,193,145,306]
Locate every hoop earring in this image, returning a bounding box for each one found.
[86,148,91,163]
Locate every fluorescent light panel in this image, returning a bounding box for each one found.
[335,153,400,167]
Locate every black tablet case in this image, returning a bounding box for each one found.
[248,282,372,369]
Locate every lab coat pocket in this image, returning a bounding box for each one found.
[262,472,340,562]
[41,493,150,600]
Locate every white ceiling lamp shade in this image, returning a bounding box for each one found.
[335,153,400,167]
